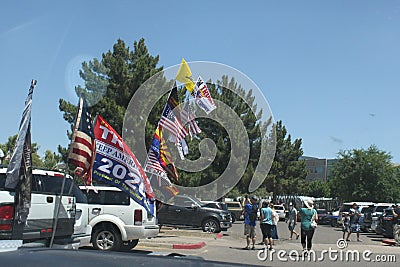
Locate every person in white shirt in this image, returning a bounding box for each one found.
[271,204,279,242]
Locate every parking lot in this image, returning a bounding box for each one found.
[107,221,400,266]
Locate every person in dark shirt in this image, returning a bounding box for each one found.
[243,196,258,250]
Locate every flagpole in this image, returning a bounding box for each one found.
[49,97,83,248]
[49,166,68,248]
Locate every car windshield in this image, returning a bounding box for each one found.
[376,206,390,212]
[317,209,327,214]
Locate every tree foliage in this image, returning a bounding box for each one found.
[303,179,331,198]
[57,38,310,198]
[262,121,308,200]
[329,145,400,203]
[0,134,61,169]
[58,38,163,162]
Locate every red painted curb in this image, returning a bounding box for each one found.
[173,242,206,249]
[215,233,224,239]
[382,239,396,245]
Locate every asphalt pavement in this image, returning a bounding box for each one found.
[134,221,400,266]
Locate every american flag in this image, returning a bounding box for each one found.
[68,98,94,185]
[145,150,172,187]
[159,103,188,141]
[181,101,201,139]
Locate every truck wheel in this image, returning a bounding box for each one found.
[231,214,236,223]
[92,226,122,251]
[120,239,139,252]
[202,218,220,233]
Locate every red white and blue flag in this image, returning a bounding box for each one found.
[192,76,216,114]
[68,98,94,185]
[92,115,155,216]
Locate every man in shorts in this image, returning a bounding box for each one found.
[243,196,258,249]
[347,203,362,242]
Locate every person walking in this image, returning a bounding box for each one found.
[271,203,279,242]
[298,199,318,255]
[259,201,268,245]
[260,201,274,250]
[243,195,258,250]
[346,203,362,242]
[341,213,350,240]
[286,202,299,240]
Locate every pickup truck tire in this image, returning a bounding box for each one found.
[92,226,122,251]
[202,218,220,233]
[120,239,139,251]
[231,214,236,223]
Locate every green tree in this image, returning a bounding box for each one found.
[303,179,331,198]
[58,38,163,162]
[329,145,399,202]
[262,121,308,202]
[41,150,62,170]
[0,134,43,167]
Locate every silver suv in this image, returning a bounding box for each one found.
[80,185,159,251]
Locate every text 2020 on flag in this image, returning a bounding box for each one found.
[92,115,155,216]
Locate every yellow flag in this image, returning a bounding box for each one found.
[176,58,195,92]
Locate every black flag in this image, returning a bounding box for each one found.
[6,80,36,232]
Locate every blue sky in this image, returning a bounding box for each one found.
[1,0,400,162]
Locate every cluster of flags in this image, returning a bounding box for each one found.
[4,59,217,219]
[144,59,216,200]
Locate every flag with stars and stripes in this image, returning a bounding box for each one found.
[159,103,188,141]
[68,98,94,185]
[181,100,201,139]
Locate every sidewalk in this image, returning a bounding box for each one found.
[138,227,225,250]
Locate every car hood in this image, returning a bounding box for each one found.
[201,206,230,214]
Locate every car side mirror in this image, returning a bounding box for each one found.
[191,203,198,209]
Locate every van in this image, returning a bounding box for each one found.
[79,185,159,251]
[0,167,91,247]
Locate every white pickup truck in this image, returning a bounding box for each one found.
[0,167,91,247]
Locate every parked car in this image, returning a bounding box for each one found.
[0,167,92,247]
[157,195,232,233]
[327,207,340,227]
[337,202,374,226]
[362,203,393,232]
[80,185,159,251]
[316,209,329,224]
[202,201,228,211]
[375,208,396,238]
[225,201,243,222]
[274,205,286,221]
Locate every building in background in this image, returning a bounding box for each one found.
[301,156,337,182]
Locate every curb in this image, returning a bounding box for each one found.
[173,241,206,250]
[215,233,224,239]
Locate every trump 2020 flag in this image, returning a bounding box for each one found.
[92,115,155,216]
